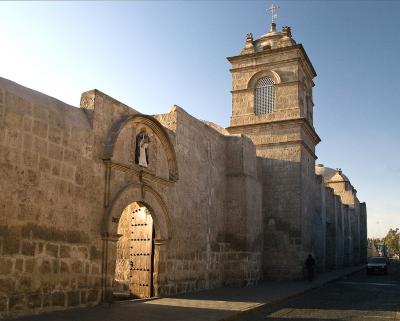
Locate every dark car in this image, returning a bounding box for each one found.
[367,257,388,275]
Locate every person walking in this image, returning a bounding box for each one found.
[305,254,316,282]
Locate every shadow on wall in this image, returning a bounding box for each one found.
[257,156,319,280]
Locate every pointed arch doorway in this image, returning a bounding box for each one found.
[114,202,155,298]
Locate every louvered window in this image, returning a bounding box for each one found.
[254,77,275,115]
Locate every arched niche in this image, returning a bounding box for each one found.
[102,114,178,181]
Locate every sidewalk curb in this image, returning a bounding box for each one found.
[220,266,365,321]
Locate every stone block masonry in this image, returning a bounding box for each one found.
[0,82,104,318]
[0,224,102,317]
[157,248,260,295]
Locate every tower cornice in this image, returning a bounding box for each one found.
[227,117,321,146]
[227,44,317,78]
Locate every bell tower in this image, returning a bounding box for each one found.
[227,7,321,280]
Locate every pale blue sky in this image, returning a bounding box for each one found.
[1,1,399,238]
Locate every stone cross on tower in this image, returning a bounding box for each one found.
[267,3,280,32]
[267,3,279,24]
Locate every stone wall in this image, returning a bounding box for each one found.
[0,225,102,313]
[324,188,336,269]
[152,108,262,294]
[300,144,319,268]
[0,78,104,318]
[0,78,263,318]
[350,205,361,265]
[225,135,262,252]
[343,205,351,266]
[334,196,344,268]
[359,203,367,263]
[315,164,367,270]
[157,246,261,295]
[312,175,326,271]
[258,145,303,279]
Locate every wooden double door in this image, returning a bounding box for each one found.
[129,207,154,298]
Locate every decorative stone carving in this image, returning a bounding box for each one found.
[135,128,151,168]
[282,26,292,38]
[246,33,254,42]
[241,33,255,54]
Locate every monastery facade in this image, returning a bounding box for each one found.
[0,18,367,318]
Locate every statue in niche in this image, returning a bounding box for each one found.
[134,128,150,168]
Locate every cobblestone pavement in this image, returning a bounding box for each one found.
[10,266,364,321]
[236,261,400,321]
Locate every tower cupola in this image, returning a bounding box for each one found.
[227,5,318,132]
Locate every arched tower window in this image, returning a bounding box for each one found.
[254,77,275,115]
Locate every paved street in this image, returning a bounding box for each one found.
[10,266,363,321]
[237,261,400,321]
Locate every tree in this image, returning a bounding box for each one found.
[383,228,400,255]
[368,237,382,247]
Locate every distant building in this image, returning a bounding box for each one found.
[367,241,379,257]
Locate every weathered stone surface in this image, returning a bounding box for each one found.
[15,259,23,273]
[77,246,88,259]
[27,292,42,309]
[77,276,87,289]
[86,289,98,303]
[67,291,79,306]
[42,292,51,308]
[0,258,13,274]
[21,241,36,256]
[9,293,26,311]
[18,276,31,291]
[48,143,63,161]
[90,246,101,260]
[3,236,20,255]
[48,127,62,145]
[0,295,7,312]
[23,117,32,133]
[71,260,83,274]
[39,260,52,274]
[24,259,35,273]
[0,278,15,292]
[60,261,69,273]
[46,243,59,257]
[60,245,71,258]
[52,259,60,273]
[51,291,65,307]
[32,120,48,139]
[21,224,89,243]
[91,263,100,275]
[79,290,87,305]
